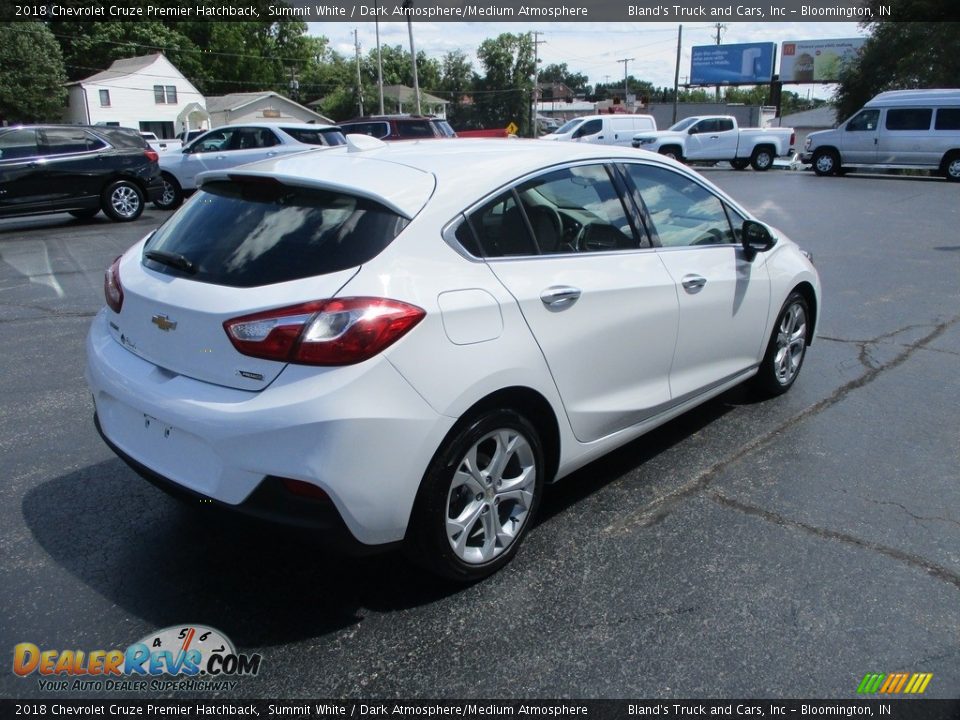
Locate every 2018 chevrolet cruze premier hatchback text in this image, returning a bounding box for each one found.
[86,137,820,580]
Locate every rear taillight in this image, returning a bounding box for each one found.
[790,132,796,146]
[144,149,159,162]
[104,256,123,313]
[224,297,425,366]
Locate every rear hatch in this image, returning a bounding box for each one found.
[109,174,421,391]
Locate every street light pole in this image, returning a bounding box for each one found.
[375,9,385,114]
[402,0,421,114]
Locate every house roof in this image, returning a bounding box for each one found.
[205,91,333,124]
[68,53,165,85]
[778,105,838,128]
[382,85,448,106]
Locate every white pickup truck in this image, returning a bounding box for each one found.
[632,116,795,171]
[139,132,183,154]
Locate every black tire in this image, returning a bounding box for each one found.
[68,208,100,219]
[659,146,683,162]
[730,158,750,170]
[750,146,775,171]
[405,409,545,582]
[752,291,810,398]
[812,149,840,177]
[154,173,184,210]
[101,180,144,222]
[942,153,960,182]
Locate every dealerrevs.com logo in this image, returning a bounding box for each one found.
[13,625,262,693]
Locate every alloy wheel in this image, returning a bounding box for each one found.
[445,428,536,564]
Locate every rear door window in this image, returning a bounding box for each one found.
[0,129,39,161]
[39,128,106,155]
[885,108,933,131]
[143,180,409,288]
[281,127,347,145]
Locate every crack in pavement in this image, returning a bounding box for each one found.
[602,315,960,536]
[860,498,960,530]
[709,491,960,591]
[817,322,948,370]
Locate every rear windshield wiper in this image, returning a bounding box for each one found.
[144,249,197,274]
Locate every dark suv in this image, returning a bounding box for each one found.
[0,125,163,222]
[339,115,456,141]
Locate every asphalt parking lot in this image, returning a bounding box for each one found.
[1,168,958,700]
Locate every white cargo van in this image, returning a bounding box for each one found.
[539,114,657,147]
[803,89,960,181]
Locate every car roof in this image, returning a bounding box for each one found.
[342,115,445,122]
[197,138,680,220]
[867,89,960,107]
[202,122,341,131]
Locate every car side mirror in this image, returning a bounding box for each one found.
[182,146,191,154]
[688,127,697,135]
[741,220,776,260]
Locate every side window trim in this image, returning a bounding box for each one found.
[608,163,653,249]
[37,129,112,157]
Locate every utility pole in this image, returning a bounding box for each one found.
[617,57,634,110]
[672,25,682,124]
[713,22,726,102]
[402,0,421,114]
[375,7,384,114]
[353,29,363,117]
[531,31,546,137]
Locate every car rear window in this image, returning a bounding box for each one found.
[143,179,409,288]
[341,121,390,139]
[396,120,437,139]
[281,127,347,146]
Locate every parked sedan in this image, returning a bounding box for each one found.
[87,138,820,581]
[154,122,346,210]
[0,125,162,222]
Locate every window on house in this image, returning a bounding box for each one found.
[154,85,178,104]
[99,90,111,107]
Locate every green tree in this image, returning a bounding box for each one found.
[539,63,589,95]
[835,1,960,121]
[0,22,68,122]
[439,50,477,129]
[475,33,535,134]
[51,21,206,87]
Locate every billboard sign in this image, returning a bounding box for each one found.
[780,38,866,83]
[690,43,776,85]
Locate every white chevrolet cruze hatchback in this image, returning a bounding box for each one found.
[87,137,820,580]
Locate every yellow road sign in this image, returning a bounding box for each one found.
[505,122,519,136]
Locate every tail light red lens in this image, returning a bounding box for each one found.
[790,132,796,146]
[224,297,425,366]
[144,149,159,162]
[104,257,123,313]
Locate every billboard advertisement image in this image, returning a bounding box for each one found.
[690,42,777,85]
[780,38,867,83]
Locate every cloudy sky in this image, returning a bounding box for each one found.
[307,21,865,99]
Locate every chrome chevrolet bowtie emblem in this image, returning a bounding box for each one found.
[151,314,177,332]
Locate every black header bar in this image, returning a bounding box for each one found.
[5,0,960,23]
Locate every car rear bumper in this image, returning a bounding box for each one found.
[85,310,456,546]
[143,175,165,202]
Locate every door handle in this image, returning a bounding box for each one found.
[597,135,604,140]
[709,135,719,139]
[215,155,227,160]
[540,286,581,309]
[681,275,707,291]
[266,151,278,157]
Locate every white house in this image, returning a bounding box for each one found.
[205,92,333,127]
[64,53,209,139]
